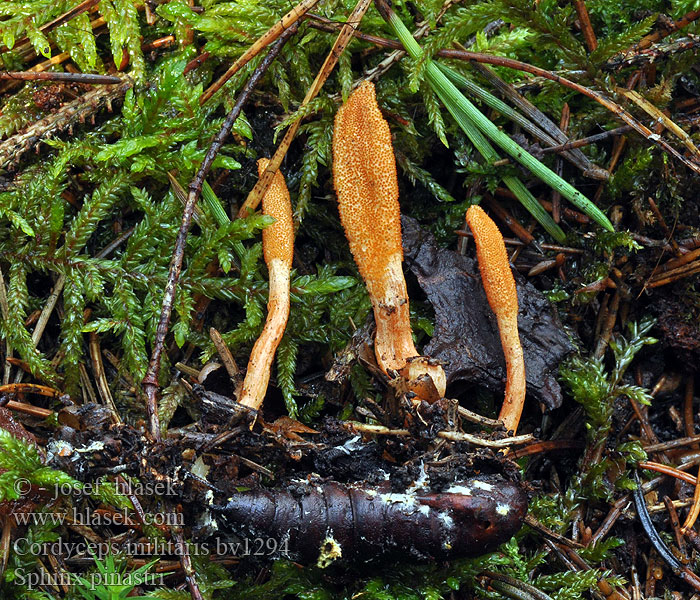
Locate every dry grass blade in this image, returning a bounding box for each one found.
[238,0,372,218]
[199,0,320,105]
[618,87,700,157]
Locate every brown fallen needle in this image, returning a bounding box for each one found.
[465,205,526,433]
[238,159,294,412]
[332,80,445,402]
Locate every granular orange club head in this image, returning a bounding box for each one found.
[333,81,445,402]
[465,205,526,433]
[332,81,402,288]
[238,159,294,413]
[258,158,294,269]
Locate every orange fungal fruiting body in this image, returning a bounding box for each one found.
[333,81,445,401]
[239,159,294,412]
[465,205,526,433]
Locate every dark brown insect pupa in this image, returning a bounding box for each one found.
[213,475,527,567]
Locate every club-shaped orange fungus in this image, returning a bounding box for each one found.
[465,205,526,434]
[332,81,445,402]
[238,158,294,412]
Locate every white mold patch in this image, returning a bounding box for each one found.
[438,512,454,529]
[334,435,362,455]
[445,485,472,496]
[406,462,430,493]
[496,503,511,516]
[75,441,105,454]
[471,480,494,491]
[380,493,417,508]
[417,504,431,517]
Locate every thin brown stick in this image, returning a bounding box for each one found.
[173,527,203,600]
[184,51,211,75]
[664,495,688,556]
[4,400,54,419]
[484,197,535,245]
[639,460,697,485]
[454,229,584,254]
[313,9,700,174]
[5,0,101,51]
[199,0,319,104]
[0,72,121,84]
[594,290,620,359]
[685,378,698,450]
[209,327,241,380]
[141,25,297,441]
[634,9,700,51]
[647,196,681,256]
[239,0,372,218]
[0,383,61,398]
[618,87,700,158]
[573,0,598,52]
[651,246,700,274]
[644,434,700,452]
[438,49,700,175]
[345,421,534,447]
[457,405,503,428]
[540,126,633,153]
[0,517,11,580]
[647,258,700,288]
[507,439,584,459]
[589,495,628,546]
[523,514,584,549]
[682,463,700,533]
[551,103,570,223]
[88,332,120,424]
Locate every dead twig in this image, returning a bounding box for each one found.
[88,332,120,424]
[141,23,298,441]
[573,0,598,52]
[634,9,700,51]
[173,527,203,600]
[540,126,633,154]
[345,421,534,447]
[457,405,503,428]
[639,460,697,485]
[209,327,241,390]
[199,0,319,104]
[3,400,54,419]
[455,229,584,255]
[643,434,700,452]
[523,514,584,549]
[0,72,121,84]
[4,0,101,51]
[239,0,372,218]
[0,74,133,171]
